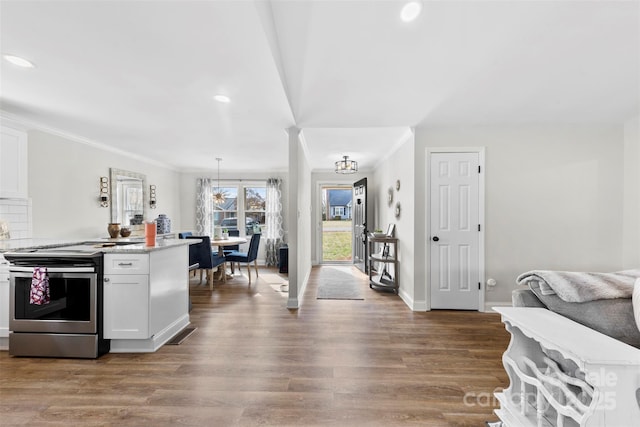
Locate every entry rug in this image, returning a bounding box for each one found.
[166,327,197,345]
[316,266,365,300]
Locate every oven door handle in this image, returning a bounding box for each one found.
[9,266,96,273]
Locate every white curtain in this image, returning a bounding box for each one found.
[195,178,214,237]
[265,178,284,267]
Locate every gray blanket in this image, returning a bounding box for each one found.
[516,269,640,303]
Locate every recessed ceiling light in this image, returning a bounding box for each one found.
[213,94,230,103]
[3,54,35,68]
[400,1,422,22]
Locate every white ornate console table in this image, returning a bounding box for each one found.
[493,307,640,427]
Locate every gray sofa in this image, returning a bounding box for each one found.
[513,280,640,349]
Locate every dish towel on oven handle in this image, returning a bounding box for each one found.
[30,266,50,305]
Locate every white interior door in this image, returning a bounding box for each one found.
[429,152,481,310]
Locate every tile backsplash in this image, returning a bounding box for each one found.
[0,199,32,239]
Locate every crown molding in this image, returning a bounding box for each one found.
[372,127,414,169]
[0,110,178,171]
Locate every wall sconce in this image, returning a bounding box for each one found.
[149,185,157,208]
[99,176,109,207]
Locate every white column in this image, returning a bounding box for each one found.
[287,127,300,309]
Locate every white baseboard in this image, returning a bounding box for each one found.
[109,314,190,353]
[287,267,311,309]
[397,287,428,311]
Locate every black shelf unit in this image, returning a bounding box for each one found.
[367,235,398,294]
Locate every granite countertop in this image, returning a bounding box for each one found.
[0,234,197,254]
[0,238,81,252]
[92,238,196,254]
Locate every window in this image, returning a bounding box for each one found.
[211,182,266,236]
[334,206,345,217]
[244,186,266,235]
[213,186,238,228]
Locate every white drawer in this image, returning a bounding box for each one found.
[104,254,149,275]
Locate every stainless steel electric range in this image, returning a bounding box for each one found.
[4,244,110,358]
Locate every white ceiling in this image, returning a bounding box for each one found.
[1,1,638,173]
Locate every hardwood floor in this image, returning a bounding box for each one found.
[0,265,510,426]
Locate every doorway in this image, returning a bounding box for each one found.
[320,184,353,263]
[428,150,485,310]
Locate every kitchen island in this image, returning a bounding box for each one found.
[0,238,196,354]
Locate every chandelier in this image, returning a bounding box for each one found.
[213,157,225,205]
[335,155,358,174]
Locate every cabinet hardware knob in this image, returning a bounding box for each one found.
[104,277,110,282]
[432,236,439,242]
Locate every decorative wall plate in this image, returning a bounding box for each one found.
[396,179,401,191]
[395,202,401,218]
[387,187,394,206]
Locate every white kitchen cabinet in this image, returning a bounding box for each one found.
[0,126,28,199]
[104,254,149,275]
[103,253,150,339]
[103,273,149,339]
[103,246,189,352]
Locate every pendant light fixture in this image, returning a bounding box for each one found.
[335,155,358,174]
[213,157,225,205]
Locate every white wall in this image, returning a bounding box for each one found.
[297,147,312,302]
[28,130,180,239]
[623,114,640,267]
[286,128,312,309]
[371,133,417,307]
[416,125,625,305]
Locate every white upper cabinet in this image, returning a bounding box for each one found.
[0,126,28,199]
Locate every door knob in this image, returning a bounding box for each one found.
[432,236,439,242]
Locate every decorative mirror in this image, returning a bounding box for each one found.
[110,168,147,226]
[387,187,394,206]
[395,202,401,218]
[396,179,401,191]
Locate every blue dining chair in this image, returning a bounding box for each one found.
[222,229,241,274]
[225,233,261,284]
[179,231,195,277]
[186,235,226,290]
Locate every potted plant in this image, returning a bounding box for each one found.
[372,228,386,238]
[222,228,229,240]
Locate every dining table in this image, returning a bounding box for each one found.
[210,236,247,255]
[210,236,247,280]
